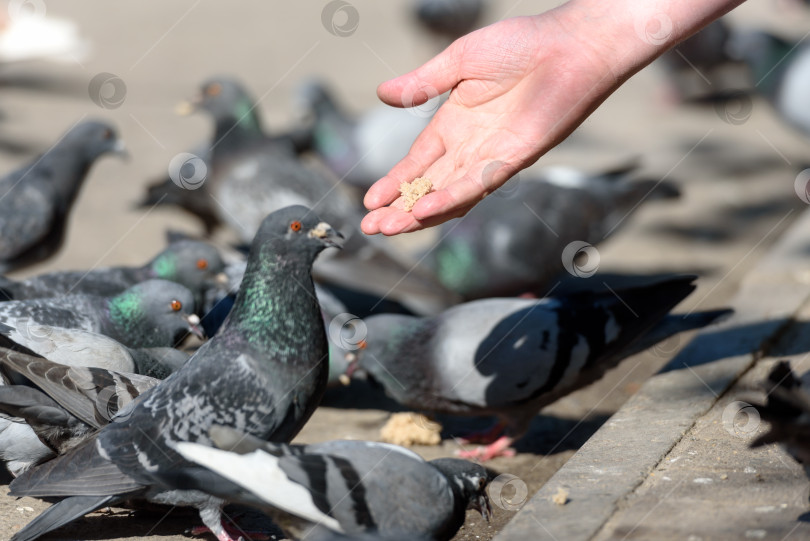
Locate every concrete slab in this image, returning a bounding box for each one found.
[496,208,810,541]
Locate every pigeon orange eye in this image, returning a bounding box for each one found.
[196,259,208,270]
[290,221,302,232]
[103,128,113,140]
[170,300,182,312]
[206,83,222,96]
[357,339,367,350]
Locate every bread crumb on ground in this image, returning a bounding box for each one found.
[380,412,442,446]
[400,177,433,211]
[551,487,570,506]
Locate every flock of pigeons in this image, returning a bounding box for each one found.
[0,2,807,541]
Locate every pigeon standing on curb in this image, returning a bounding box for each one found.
[7,206,342,541]
[349,276,730,460]
[0,121,126,272]
[170,425,491,541]
[0,279,202,349]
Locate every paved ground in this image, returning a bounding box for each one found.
[0,1,809,540]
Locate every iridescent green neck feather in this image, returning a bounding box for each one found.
[150,252,177,281]
[108,289,144,331]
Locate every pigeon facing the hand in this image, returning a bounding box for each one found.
[7,206,342,541]
[0,121,125,272]
[0,279,202,349]
[349,276,729,460]
[171,425,491,541]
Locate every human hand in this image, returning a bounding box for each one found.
[361,0,746,235]
[361,10,624,235]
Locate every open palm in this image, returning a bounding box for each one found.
[361,12,622,235]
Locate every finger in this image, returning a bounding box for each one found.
[377,38,464,108]
[361,206,413,235]
[364,126,445,210]
[412,160,515,220]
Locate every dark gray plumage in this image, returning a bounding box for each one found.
[137,79,314,235]
[0,279,201,349]
[750,361,810,468]
[0,240,227,311]
[0,348,160,475]
[350,276,727,460]
[295,79,432,193]
[0,120,126,272]
[413,0,485,41]
[8,205,342,541]
[422,164,681,300]
[171,425,491,541]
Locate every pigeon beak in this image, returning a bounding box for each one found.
[184,313,205,339]
[475,493,493,522]
[111,139,129,160]
[214,272,230,288]
[308,222,344,249]
[175,95,201,116]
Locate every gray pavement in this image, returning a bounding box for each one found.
[497,209,810,540]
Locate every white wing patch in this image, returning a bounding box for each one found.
[176,443,344,532]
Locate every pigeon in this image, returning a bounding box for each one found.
[0,120,126,272]
[170,425,491,541]
[0,239,227,310]
[750,361,810,469]
[422,164,680,300]
[347,276,729,460]
[7,206,342,541]
[0,279,202,349]
[158,78,455,314]
[137,77,313,234]
[295,79,432,193]
[412,0,485,42]
[0,348,162,476]
[657,19,740,102]
[727,29,810,136]
[0,321,189,378]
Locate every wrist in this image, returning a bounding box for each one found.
[551,0,746,83]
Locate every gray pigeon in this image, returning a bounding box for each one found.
[295,79,432,193]
[728,29,810,136]
[413,0,485,42]
[0,279,202,349]
[0,348,161,475]
[137,77,313,234]
[171,425,491,541]
[0,321,189,378]
[7,205,342,541]
[175,78,455,315]
[750,361,810,469]
[0,120,126,272]
[349,276,729,460]
[0,239,228,311]
[422,164,680,300]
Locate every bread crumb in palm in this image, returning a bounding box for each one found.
[400,177,433,211]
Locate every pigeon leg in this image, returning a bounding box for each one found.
[187,522,271,541]
[457,421,506,445]
[456,435,516,461]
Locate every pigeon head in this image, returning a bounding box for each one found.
[429,457,492,521]
[106,279,203,348]
[148,240,228,298]
[180,77,261,133]
[250,205,344,260]
[295,79,339,118]
[63,120,127,163]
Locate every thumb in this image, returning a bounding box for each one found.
[377,39,464,108]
